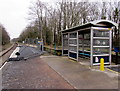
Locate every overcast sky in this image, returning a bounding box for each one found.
[0,0,117,39]
[0,0,57,39]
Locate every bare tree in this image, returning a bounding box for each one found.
[29,0,45,40]
[19,0,119,47]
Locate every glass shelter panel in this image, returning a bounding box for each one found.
[83,43,90,52]
[63,34,68,39]
[93,47,109,55]
[91,28,111,65]
[78,32,91,58]
[93,30,109,37]
[69,46,77,52]
[63,34,68,55]
[63,34,68,49]
[78,35,83,51]
[63,40,68,49]
[69,33,77,38]
[93,39,109,46]
[69,39,77,45]
[79,34,83,46]
[84,40,90,47]
[69,32,78,60]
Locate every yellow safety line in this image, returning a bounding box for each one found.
[66,57,120,74]
[106,68,120,74]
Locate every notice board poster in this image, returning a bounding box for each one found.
[93,56,109,64]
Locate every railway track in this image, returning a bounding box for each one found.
[0,43,18,68]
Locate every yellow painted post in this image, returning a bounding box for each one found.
[100,58,104,71]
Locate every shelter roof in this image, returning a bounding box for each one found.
[62,20,118,33]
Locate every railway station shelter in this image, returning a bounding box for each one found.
[62,20,118,66]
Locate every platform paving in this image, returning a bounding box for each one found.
[2,47,74,89]
[41,55,119,89]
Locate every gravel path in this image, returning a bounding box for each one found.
[2,57,74,89]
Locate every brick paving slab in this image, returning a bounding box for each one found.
[2,57,74,89]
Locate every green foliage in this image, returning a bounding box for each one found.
[46,29,52,45]
[57,51,62,56]
[18,25,40,42]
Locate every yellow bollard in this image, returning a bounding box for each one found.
[100,58,104,71]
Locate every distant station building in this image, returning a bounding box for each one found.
[61,20,118,66]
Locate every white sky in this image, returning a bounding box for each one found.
[0,0,33,39]
[0,0,55,39]
[0,0,118,39]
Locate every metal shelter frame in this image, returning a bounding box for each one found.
[62,20,118,66]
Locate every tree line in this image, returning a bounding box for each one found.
[0,23,10,45]
[18,0,120,46]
